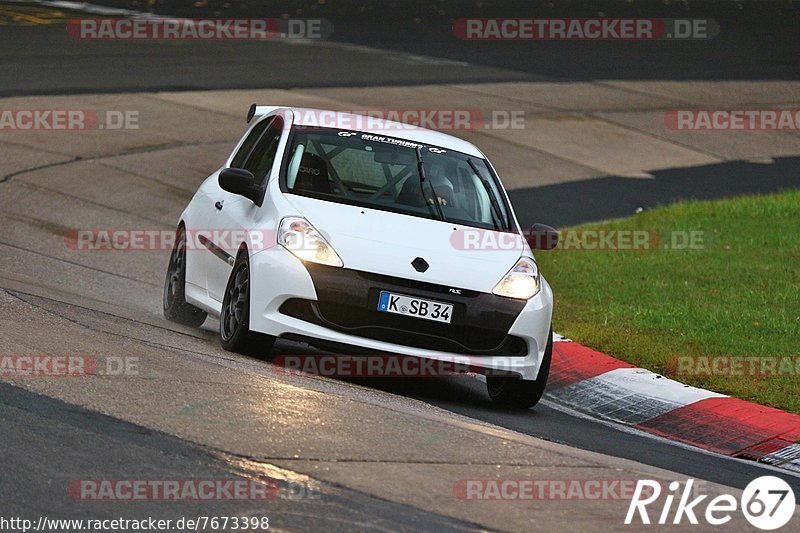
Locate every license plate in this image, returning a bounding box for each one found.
[377,291,453,324]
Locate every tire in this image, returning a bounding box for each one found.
[219,251,275,357]
[163,225,208,327]
[486,326,553,409]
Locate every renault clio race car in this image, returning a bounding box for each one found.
[164,105,558,408]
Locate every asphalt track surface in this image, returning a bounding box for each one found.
[2,0,799,97]
[0,382,485,532]
[1,1,800,530]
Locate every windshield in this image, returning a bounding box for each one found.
[281,126,513,231]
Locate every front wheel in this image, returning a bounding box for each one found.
[163,225,208,327]
[486,326,553,409]
[219,251,275,357]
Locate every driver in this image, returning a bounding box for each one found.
[424,162,455,206]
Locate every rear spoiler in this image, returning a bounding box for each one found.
[246,104,285,123]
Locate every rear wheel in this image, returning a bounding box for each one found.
[219,251,275,357]
[163,225,208,327]
[487,326,553,409]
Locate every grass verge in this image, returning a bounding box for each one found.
[535,190,800,413]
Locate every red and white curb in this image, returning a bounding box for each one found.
[547,334,800,473]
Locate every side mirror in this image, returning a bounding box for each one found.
[219,168,262,204]
[527,223,560,250]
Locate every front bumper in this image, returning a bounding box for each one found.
[248,247,554,380]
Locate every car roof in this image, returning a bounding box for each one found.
[261,106,486,158]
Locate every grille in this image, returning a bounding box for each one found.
[279,264,528,356]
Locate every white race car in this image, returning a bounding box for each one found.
[164,105,558,408]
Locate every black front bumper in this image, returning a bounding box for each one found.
[279,264,528,356]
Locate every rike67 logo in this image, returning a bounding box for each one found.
[625,477,796,530]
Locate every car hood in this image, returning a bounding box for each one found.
[286,195,528,293]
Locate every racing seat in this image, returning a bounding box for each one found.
[396,175,428,207]
[294,152,333,194]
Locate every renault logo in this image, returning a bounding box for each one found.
[411,257,429,273]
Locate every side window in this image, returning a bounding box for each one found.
[243,117,284,186]
[230,118,271,169]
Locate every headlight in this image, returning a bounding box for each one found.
[492,256,540,299]
[278,217,343,267]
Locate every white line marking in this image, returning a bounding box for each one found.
[761,444,800,473]
[552,331,571,342]
[548,367,725,425]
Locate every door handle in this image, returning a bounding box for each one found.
[214,201,224,211]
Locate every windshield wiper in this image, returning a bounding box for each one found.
[416,147,445,222]
[468,158,505,231]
